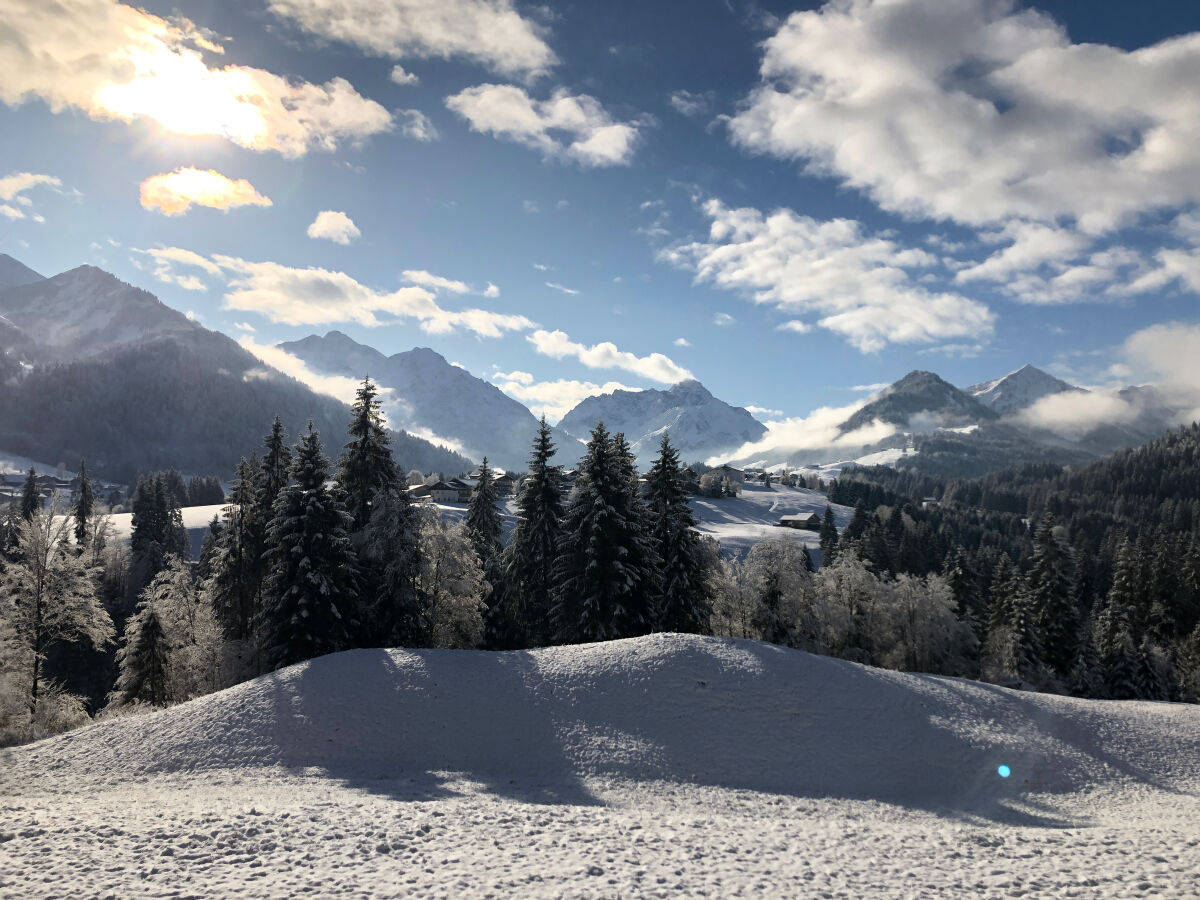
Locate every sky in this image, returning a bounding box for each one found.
[2,0,1200,428]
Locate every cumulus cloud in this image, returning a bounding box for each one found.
[139,167,272,216]
[389,65,419,86]
[397,108,438,141]
[445,84,643,167]
[744,405,783,419]
[0,0,392,156]
[492,370,636,423]
[729,0,1200,234]
[663,199,994,353]
[1123,322,1200,421]
[402,270,469,294]
[269,0,556,79]
[482,282,500,298]
[306,210,361,244]
[673,337,691,347]
[712,400,898,466]
[526,329,693,384]
[133,245,222,291]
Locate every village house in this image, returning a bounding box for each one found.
[428,481,461,504]
[779,512,821,531]
[700,464,745,498]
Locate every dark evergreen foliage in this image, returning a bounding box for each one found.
[336,378,398,531]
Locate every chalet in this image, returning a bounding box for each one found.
[429,481,461,504]
[407,483,432,499]
[779,512,821,531]
[446,478,473,502]
[494,474,515,497]
[921,496,940,510]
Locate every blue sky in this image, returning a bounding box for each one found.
[2,0,1200,427]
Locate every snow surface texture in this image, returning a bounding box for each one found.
[3,633,1197,898]
[691,482,852,560]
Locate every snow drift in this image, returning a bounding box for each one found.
[7,634,1196,821]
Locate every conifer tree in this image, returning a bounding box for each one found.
[465,457,503,568]
[337,377,398,531]
[1025,512,1078,679]
[196,515,222,584]
[819,504,839,568]
[551,423,656,643]
[73,459,94,547]
[644,433,712,634]
[261,425,359,669]
[362,485,422,646]
[500,417,563,648]
[943,547,983,634]
[206,458,266,649]
[20,468,39,521]
[110,600,170,707]
[259,416,292,516]
[1096,539,1144,699]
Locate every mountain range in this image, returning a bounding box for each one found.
[0,252,1185,482]
[0,256,470,483]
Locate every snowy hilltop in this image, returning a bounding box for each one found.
[279,331,570,471]
[3,633,1197,897]
[557,379,767,466]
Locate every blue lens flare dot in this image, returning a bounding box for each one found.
[997,765,1011,778]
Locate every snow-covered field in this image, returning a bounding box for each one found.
[691,482,853,558]
[3,634,1197,898]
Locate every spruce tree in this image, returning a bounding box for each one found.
[819,504,839,568]
[465,457,503,568]
[206,458,266,648]
[73,459,94,547]
[337,377,398,531]
[943,547,983,634]
[111,599,171,707]
[644,433,712,634]
[259,416,292,517]
[1096,539,1144,699]
[20,468,39,521]
[1025,512,1078,680]
[500,417,564,648]
[362,485,422,646]
[550,423,656,644]
[261,425,360,669]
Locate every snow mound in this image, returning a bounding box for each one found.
[8,634,1196,820]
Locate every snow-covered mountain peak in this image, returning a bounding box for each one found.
[965,364,1079,415]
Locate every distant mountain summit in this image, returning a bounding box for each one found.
[557,379,767,465]
[0,252,44,289]
[279,331,555,471]
[839,370,997,434]
[965,364,1078,414]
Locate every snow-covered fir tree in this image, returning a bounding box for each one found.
[644,433,713,634]
[362,485,423,646]
[73,459,94,547]
[1025,512,1078,680]
[259,415,292,517]
[819,504,839,568]
[20,467,39,521]
[500,416,564,648]
[550,423,657,644]
[337,377,398,531]
[261,425,360,669]
[464,457,503,568]
[205,456,267,669]
[110,598,170,708]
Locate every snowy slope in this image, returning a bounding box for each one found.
[3,634,1198,897]
[558,379,766,466]
[965,364,1079,414]
[280,331,564,471]
[691,482,851,559]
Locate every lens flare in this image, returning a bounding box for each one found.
[997,764,1011,778]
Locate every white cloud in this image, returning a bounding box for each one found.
[729,0,1200,235]
[1016,390,1140,439]
[664,199,994,353]
[0,0,392,157]
[133,245,221,290]
[744,404,783,419]
[712,400,898,466]
[955,223,1090,284]
[533,262,549,271]
[713,312,736,327]
[269,0,556,79]
[402,269,470,294]
[673,337,691,347]
[397,108,438,141]
[148,251,535,336]
[1123,322,1200,421]
[240,337,376,407]
[545,281,579,295]
[492,371,636,423]
[445,84,643,167]
[389,65,419,86]
[307,210,361,245]
[0,204,24,220]
[526,329,692,384]
[139,167,272,216]
[233,321,256,332]
[776,320,810,334]
[669,89,713,117]
[0,171,64,220]
[483,282,500,298]
[850,382,889,393]
[523,200,541,214]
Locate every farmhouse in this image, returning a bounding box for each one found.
[779,512,821,531]
[429,481,462,504]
